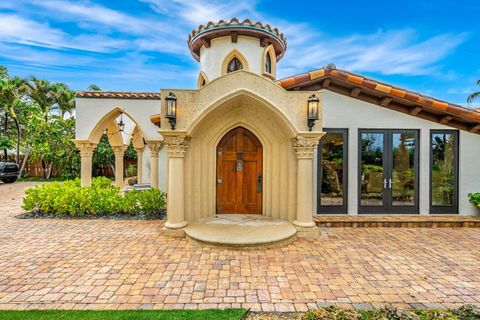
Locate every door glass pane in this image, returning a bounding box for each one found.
[320,133,344,206]
[431,132,456,206]
[360,133,384,206]
[392,133,416,206]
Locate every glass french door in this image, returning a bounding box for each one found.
[358,130,419,214]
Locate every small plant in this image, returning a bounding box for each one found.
[126,164,137,178]
[468,193,480,209]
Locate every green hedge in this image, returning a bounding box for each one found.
[22,177,165,218]
[468,193,480,209]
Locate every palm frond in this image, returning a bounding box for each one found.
[467,91,480,104]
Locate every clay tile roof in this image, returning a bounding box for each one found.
[276,66,480,133]
[188,18,287,46]
[187,18,287,61]
[76,91,161,100]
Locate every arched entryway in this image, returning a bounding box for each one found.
[216,127,263,214]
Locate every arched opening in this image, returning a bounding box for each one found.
[262,45,277,78]
[197,71,208,88]
[227,57,243,73]
[221,49,249,75]
[216,127,262,214]
[87,108,147,186]
[265,52,272,74]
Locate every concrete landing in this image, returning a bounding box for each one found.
[184,214,297,248]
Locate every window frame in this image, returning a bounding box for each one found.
[429,129,459,214]
[317,128,349,214]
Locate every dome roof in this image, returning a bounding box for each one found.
[188,18,287,62]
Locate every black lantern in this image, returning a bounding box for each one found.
[165,92,177,130]
[307,94,319,131]
[117,114,125,132]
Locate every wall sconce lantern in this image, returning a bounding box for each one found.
[117,113,125,132]
[165,92,177,130]
[307,94,319,131]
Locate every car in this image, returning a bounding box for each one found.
[0,162,20,183]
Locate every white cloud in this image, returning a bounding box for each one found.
[0,14,127,53]
[279,29,468,77]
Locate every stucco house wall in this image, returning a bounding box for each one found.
[318,90,480,216]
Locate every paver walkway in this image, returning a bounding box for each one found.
[0,182,479,311]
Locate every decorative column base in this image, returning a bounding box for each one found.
[164,220,188,229]
[293,220,316,228]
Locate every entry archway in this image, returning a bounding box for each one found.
[216,127,263,214]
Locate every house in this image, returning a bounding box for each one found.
[74,19,480,242]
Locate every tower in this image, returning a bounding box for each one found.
[187,18,287,87]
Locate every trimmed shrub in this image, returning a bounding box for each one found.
[468,193,480,209]
[22,177,165,218]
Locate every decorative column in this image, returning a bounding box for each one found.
[147,142,162,189]
[135,147,144,184]
[112,145,127,187]
[292,133,324,228]
[74,140,97,187]
[163,133,190,229]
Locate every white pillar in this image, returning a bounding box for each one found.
[147,142,162,189]
[163,134,190,229]
[112,146,127,187]
[135,147,144,184]
[292,133,324,228]
[74,140,97,187]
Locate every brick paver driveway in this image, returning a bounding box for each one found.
[0,182,479,311]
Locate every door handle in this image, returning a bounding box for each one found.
[383,178,387,189]
[217,177,222,184]
[388,178,392,189]
[257,174,262,193]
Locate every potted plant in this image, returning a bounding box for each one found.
[126,164,137,186]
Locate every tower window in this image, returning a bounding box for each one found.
[227,57,243,73]
[265,52,272,74]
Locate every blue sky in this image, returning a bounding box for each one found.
[0,0,479,107]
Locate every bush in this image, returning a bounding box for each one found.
[22,177,166,218]
[468,193,480,209]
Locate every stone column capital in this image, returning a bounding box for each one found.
[74,140,97,157]
[112,145,128,157]
[146,141,163,156]
[163,134,190,158]
[135,146,145,154]
[291,133,324,159]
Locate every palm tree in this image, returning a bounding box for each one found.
[25,76,56,121]
[467,80,480,104]
[53,83,75,119]
[0,76,27,163]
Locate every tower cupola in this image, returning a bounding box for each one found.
[188,18,287,87]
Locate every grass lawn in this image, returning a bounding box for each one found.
[0,309,246,320]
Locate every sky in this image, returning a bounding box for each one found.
[0,0,479,107]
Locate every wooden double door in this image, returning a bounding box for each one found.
[216,127,263,214]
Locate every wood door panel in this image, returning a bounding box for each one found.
[217,127,262,214]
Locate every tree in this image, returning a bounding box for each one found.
[26,113,78,179]
[53,83,75,119]
[0,75,27,163]
[467,80,480,104]
[87,84,101,91]
[25,76,56,121]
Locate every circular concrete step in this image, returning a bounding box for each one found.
[184,214,297,248]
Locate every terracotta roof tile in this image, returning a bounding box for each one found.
[76,91,161,100]
[275,66,480,132]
